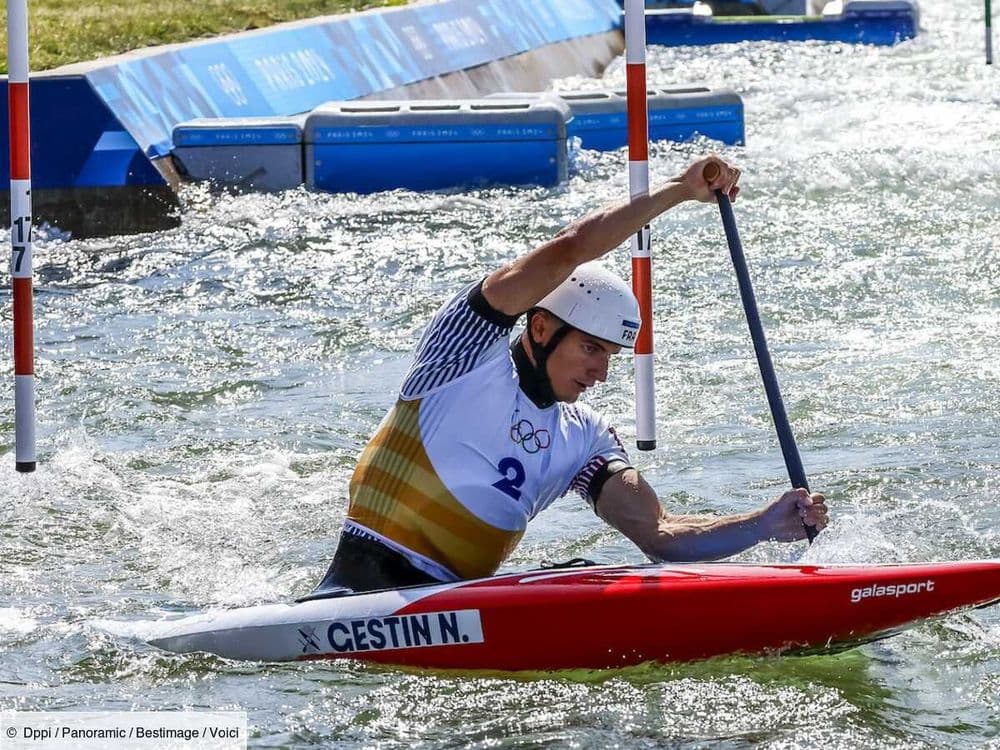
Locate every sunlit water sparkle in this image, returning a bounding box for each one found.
[1,0,999,746]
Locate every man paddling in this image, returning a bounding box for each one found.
[316,155,828,595]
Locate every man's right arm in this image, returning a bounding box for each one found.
[594,468,828,562]
[481,156,741,317]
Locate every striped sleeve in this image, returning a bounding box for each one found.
[567,420,632,510]
[400,279,519,400]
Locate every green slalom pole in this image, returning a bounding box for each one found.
[988,0,994,65]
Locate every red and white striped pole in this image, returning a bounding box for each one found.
[7,0,37,473]
[624,0,655,451]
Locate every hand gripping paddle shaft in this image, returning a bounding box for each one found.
[703,163,818,543]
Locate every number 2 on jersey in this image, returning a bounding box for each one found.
[492,457,525,500]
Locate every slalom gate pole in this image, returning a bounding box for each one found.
[624,0,656,451]
[988,0,994,64]
[703,163,816,542]
[7,0,37,473]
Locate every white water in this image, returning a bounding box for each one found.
[1,0,998,746]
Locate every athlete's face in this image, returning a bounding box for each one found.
[546,330,620,402]
[529,312,621,402]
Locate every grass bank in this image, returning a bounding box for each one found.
[1,0,402,73]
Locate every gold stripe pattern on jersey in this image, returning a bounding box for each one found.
[347,398,523,579]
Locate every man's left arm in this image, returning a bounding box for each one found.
[481,156,741,317]
[594,469,828,562]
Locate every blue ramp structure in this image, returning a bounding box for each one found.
[0,75,179,236]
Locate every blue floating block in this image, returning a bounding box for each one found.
[304,99,571,194]
[645,0,919,46]
[489,87,745,150]
[616,0,809,14]
[561,87,744,149]
[171,117,305,191]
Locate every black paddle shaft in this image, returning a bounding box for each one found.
[705,165,818,543]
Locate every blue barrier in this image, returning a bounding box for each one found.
[487,88,744,150]
[304,99,571,193]
[82,0,622,160]
[172,117,306,191]
[0,75,176,237]
[645,0,919,46]
[0,77,162,190]
[1,0,622,234]
[170,85,743,195]
[622,0,809,13]
[561,88,744,149]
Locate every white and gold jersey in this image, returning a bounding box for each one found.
[344,281,630,581]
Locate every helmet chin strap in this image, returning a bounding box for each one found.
[525,311,574,407]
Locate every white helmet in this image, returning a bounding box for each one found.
[536,262,641,348]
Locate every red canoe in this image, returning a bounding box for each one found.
[146,560,1000,670]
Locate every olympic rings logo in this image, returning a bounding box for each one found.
[510,419,551,454]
